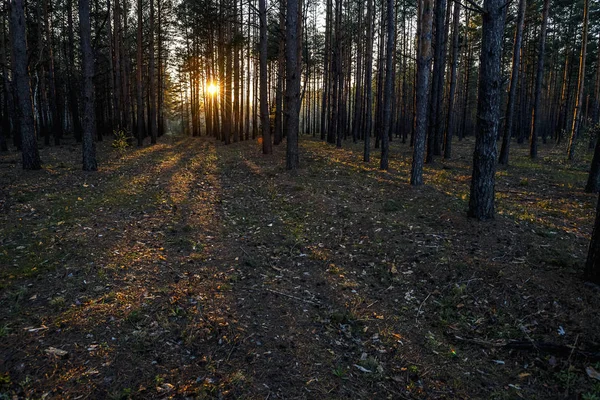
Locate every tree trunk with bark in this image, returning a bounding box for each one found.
[410,0,433,186]
[259,0,271,154]
[567,0,589,161]
[426,0,446,163]
[1,13,13,151]
[467,0,506,219]
[148,0,157,144]
[585,194,600,284]
[320,0,332,141]
[9,0,41,169]
[285,0,302,170]
[79,0,97,170]
[350,0,363,144]
[380,0,394,170]
[443,0,460,159]
[498,0,526,165]
[363,0,374,162]
[136,0,143,146]
[67,0,83,142]
[529,0,549,159]
[274,1,285,146]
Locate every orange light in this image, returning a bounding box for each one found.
[207,82,218,95]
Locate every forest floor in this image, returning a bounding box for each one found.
[1,134,600,399]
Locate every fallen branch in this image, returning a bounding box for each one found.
[262,288,322,307]
[453,335,600,360]
[415,293,431,323]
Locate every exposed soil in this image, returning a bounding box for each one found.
[1,135,599,399]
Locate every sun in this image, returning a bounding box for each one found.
[207,82,219,95]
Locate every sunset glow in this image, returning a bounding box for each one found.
[207,82,218,95]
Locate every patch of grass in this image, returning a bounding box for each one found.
[329,310,357,325]
[382,199,403,213]
[126,310,143,324]
[555,366,578,390]
[109,387,132,400]
[326,263,343,275]
[544,247,579,270]
[242,256,261,268]
[519,178,529,186]
[170,306,185,318]
[583,393,600,400]
[168,237,196,252]
[0,325,9,338]
[49,296,66,309]
[229,371,247,386]
[18,376,32,389]
[332,366,347,378]
[0,373,10,386]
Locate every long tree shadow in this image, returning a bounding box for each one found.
[0,137,244,398]
[206,137,600,399]
[2,135,600,399]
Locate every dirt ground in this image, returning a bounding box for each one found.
[1,134,600,399]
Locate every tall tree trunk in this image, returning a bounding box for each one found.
[459,9,471,140]
[136,0,143,146]
[253,19,258,140]
[9,0,41,169]
[259,0,271,154]
[443,0,460,159]
[232,0,240,142]
[285,0,302,170]
[529,0,549,159]
[67,0,83,142]
[223,25,232,144]
[122,0,133,137]
[320,0,332,140]
[238,0,244,140]
[274,1,285,145]
[380,0,394,170]
[426,0,446,163]
[594,31,600,124]
[586,30,600,193]
[374,5,385,150]
[44,0,61,145]
[567,0,589,161]
[79,0,97,170]
[585,194,600,283]
[245,8,251,141]
[330,0,340,147]
[467,0,506,219]
[498,0,526,165]
[1,12,13,151]
[148,0,157,144]
[351,0,363,144]
[363,0,374,162]
[113,0,122,130]
[555,41,572,143]
[410,0,433,186]
[157,0,164,137]
[401,1,409,144]
[586,137,600,193]
[36,0,50,146]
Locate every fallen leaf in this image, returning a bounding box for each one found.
[586,366,600,381]
[354,364,372,373]
[45,347,68,358]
